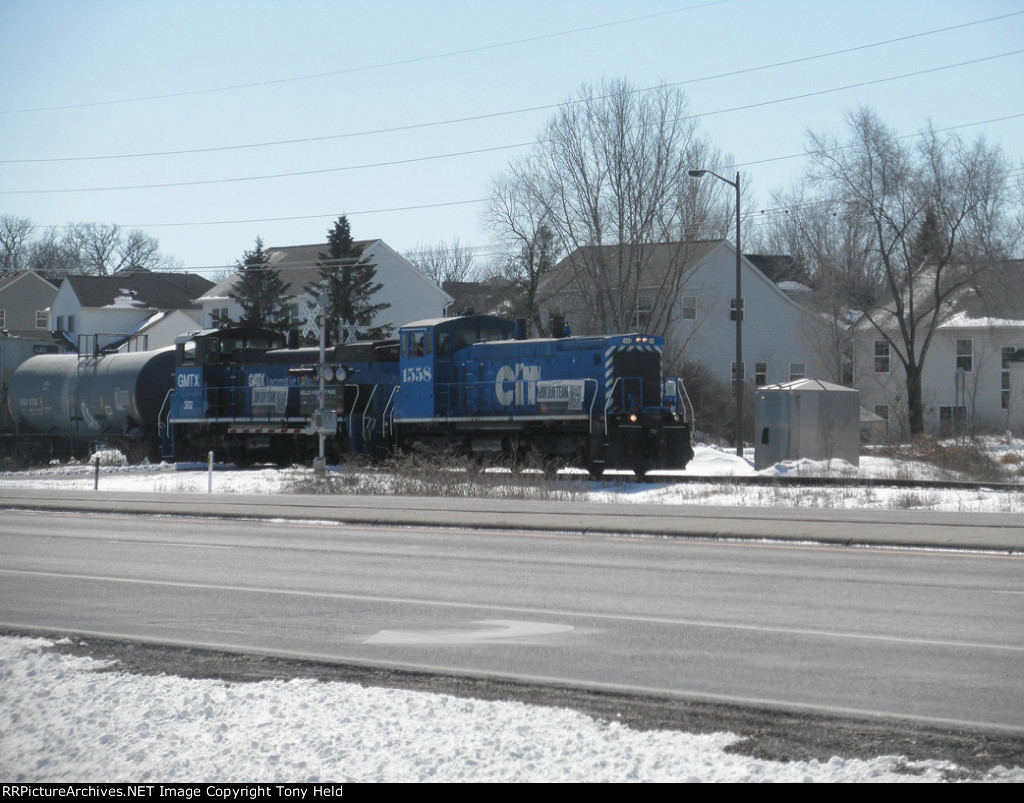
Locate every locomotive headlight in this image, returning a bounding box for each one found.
[628,413,638,423]
[322,366,335,382]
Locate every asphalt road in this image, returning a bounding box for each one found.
[2,499,1022,733]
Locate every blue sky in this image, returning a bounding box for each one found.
[2,0,1022,276]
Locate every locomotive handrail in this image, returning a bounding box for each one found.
[157,388,173,441]
[584,377,598,435]
[604,377,621,437]
[675,376,696,425]
[382,385,399,437]
[361,384,379,441]
[345,383,362,436]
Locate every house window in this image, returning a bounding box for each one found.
[36,310,47,329]
[56,315,64,331]
[210,308,229,327]
[0,309,5,328]
[755,362,767,386]
[632,295,653,330]
[729,297,744,322]
[284,304,299,325]
[731,361,745,387]
[789,362,805,381]
[1002,346,1021,410]
[874,340,890,373]
[939,405,967,437]
[67,315,75,333]
[874,404,890,438]
[956,339,973,373]
[681,295,696,321]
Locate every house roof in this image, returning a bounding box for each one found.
[199,242,372,302]
[199,240,452,310]
[63,268,213,311]
[857,259,1024,331]
[442,277,522,318]
[744,254,803,284]
[937,259,1024,328]
[761,378,857,393]
[0,270,59,293]
[542,239,724,296]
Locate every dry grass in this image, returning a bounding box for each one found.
[874,436,1007,483]
[287,447,589,501]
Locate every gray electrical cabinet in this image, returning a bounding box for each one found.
[754,379,860,470]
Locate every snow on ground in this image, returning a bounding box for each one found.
[3,636,1018,783]
[2,446,1022,781]
[2,444,1020,513]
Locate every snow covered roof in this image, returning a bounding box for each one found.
[760,378,857,393]
[859,259,1024,331]
[64,269,213,311]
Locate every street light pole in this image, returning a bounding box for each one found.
[688,169,744,457]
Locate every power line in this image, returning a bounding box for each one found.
[0,143,535,195]
[24,111,1017,239]
[0,1,726,115]
[4,9,1019,165]
[6,49,1021,197]
[687,49,1024,121]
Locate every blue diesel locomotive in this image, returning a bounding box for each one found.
[166,315,694,474]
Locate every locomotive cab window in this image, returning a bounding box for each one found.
[402,331,431,358]
[204,337,221,366]
[179,340,197,366]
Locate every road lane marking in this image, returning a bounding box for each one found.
[365,619,574,645]
[3,567,1022,654]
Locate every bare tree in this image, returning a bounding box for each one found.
[60,223,176,275]
[489,79,734,337]
[484,168,564,335]
[405,239,477,287]
[0,215,35,273]
[26,227,77,277]
[807,108,1016,435]
[758,188,880,383]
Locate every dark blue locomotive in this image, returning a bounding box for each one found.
[166,315,694,474]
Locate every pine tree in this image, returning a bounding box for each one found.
[227,238,291,331]
[309,216,390,343]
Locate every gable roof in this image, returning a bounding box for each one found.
[0,270,59,294]
[856,259,1024,331]
[542,239,724,296]
[199,239,452,306]
[200,241,378,302]
[937,259,1024,328]
[63,268,213,311]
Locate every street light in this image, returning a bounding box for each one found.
[688,169,744,457]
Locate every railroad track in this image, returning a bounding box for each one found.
[592,472,1023,493]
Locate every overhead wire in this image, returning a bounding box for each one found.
[3,9,1020,165]
[0,1,727,115]
[6,50,1022,197]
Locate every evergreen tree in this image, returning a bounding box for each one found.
[227,238,291,331]
[309,216,390,343]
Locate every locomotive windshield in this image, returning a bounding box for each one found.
[611,351,662,407]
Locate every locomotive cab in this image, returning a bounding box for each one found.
[394,316,516,420]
